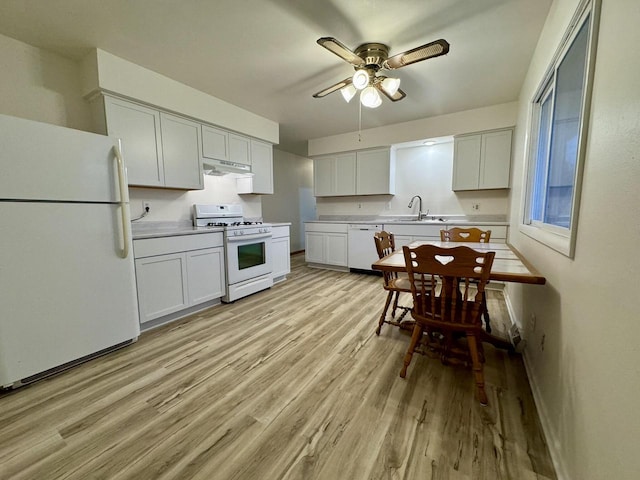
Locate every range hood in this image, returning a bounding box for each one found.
[203,159,252,176]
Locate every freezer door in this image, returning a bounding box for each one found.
[0,202,140,386]
[0,114,123,203]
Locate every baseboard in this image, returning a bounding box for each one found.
[502,288,569,480]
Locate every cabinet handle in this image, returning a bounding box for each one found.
[114,142,130,259]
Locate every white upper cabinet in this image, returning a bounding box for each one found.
[452,128,512,191]
[101,96,203,190]
[237,139,274,194]
[160,113,204,190]
[229,133,251,166]
[356,148,395,195]
[103,97,164,187]
[313,147,394,197]
[201,125,229,161]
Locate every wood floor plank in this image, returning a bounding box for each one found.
[0,254,556,479]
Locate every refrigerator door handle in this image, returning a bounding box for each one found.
[114,143,130,259]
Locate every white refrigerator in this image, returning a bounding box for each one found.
[0,113,140,388]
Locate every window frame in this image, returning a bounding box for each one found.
[521,0,601,258]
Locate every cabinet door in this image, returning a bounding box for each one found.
[104,97,164,187]
[272,237,291,280]
[202,125,229,161]
[479,129,512,189]
[356,148,394,195]
[335,152,357,195]
[229,133,251,165]
[325,233,348,266]
[250,139,274,194]
[160,113,204,190]
[305,232,325,263]
[452,134,482,191]
[313,156,335,196]
[135,253,188,324]
[186,247,225,305]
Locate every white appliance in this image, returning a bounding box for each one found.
[193,204,273,302]
[348,223,384,271]
[0,114,140,389]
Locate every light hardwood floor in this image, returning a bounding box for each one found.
[0,254,556,480]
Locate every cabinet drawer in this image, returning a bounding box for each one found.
[305,222,348,233]
[134,232,224,258]
[272,225,290,239]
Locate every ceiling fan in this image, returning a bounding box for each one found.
[313,37,450,108]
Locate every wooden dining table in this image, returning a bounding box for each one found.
[371,240,546,350]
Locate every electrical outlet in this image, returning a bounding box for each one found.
[143,201,151,212]
[530,313,537,332]
[472,203,480,211]
[358,203,362,209]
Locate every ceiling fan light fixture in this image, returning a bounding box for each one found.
[381,77,401,96]
[340,84,357,103]
[352,69,370,90]
[360,86,382,108]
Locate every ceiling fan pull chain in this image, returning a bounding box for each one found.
[358,101,362,143]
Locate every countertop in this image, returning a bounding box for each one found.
[305,215,509,226]
[132,222,223,240]
[132,221,291,239]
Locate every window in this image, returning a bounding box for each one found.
[522,0,600,258]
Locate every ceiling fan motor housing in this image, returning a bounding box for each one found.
[354,43,389,70]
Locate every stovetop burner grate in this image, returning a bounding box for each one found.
[206,221,264,227]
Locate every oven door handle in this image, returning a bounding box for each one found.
[226,232,273,242]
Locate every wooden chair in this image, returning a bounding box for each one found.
[440,227,493,333]
[400,244,495,405]
[440,227,491,243]
[373,231,412,335]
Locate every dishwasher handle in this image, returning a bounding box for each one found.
[348,224,384,230]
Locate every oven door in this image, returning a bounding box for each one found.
[225,232,273,285]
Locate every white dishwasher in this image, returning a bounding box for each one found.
[347,224,384,271]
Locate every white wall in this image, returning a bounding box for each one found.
[316,143,510,218]
[262,149,315,252]
[128,176,262,223]
[0,35,264,224]
[81,49,279,144]
[507,1,640,479]
[308,102,518,156]
[0,33,90,131]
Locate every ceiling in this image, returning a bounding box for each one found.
[0,0,552,155]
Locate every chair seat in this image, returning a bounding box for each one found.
[386,276,413,292]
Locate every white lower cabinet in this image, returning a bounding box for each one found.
[134,233,225,326]
[186,248,225,304]
[271,225,291,283]
[135,253,189,322]
[305,223,348,268]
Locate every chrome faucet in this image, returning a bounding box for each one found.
[408,195,423,221]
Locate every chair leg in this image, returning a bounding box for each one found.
[400,323,423,378]
[466,332,488,405]
[376,291,394,335]
[482,291,491,333]
[391,291,400,317]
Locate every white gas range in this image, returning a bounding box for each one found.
[194,204,273,303]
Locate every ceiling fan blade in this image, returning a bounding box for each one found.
[383,39,450,69]
[374,82,406,102]
[312,77,353,98]
[317,37,366,67]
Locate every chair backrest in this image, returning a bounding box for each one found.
[374,231,395,259]
[440,227,491,243]
[402,244,495,327]
[374,231,398,285]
